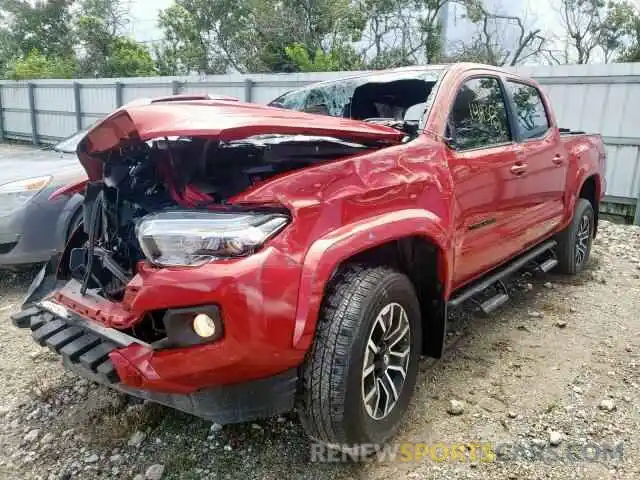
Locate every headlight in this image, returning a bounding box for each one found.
[0,176,52,217]
[136,210,289,267]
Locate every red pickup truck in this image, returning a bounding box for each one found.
[13,63,605,449]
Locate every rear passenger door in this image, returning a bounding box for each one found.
[446,77,527,288]
[505,80,567,244]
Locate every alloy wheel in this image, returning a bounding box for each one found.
[575,214,591,267]
[361,302,412,420]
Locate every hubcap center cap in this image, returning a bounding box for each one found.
[382,352,390,367]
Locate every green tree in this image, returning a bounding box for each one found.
[284,43,363,72]
[5,50,78,79]
[356,0,448,68]
[101,37,156,77]
[556,0,637,63]
[154,3,222,75]
[1,0,76,59]
[618,11,640,61]
[75,0,156,77]
[459,0,546,66]
[156,0,365,74]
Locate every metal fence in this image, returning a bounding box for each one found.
[0,64,639,223]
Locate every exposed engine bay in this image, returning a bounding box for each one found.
[67,134,375,300]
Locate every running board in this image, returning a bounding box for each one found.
[479,292,510,315]
[538,257,558,273]
[448,240,557,309]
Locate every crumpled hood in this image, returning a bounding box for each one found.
[77,99,405,180]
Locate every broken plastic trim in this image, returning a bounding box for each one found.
[224,134,369,149]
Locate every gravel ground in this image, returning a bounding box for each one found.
[0,220,638,480]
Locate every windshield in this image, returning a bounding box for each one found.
[268,68,444,126]
[53,127,91,153]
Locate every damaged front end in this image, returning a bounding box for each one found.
[25,100,402,307]
[12,97,407,421]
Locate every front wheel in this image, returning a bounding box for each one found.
[555,198,594,275]
[298,265,422,448]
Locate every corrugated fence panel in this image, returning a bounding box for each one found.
[1,84,29,109]
[0,65,639,209]
[81,115,98,129]
[122,84,174,104]
[604,145,640,198]
[181,82,246,100]
[34,85,74,112]
[80,86,116,116]
[601,84,631,138]
[618,88,640,139]
[580,84,609,134]
[251,83,298,104]
[3,110,31,137]
[34,112,77,139]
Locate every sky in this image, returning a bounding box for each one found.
[127,0,172,44]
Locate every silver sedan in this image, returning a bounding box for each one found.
[0,131,87,269]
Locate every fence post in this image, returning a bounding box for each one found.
[27,82,38,145]
[171,80,181,95]
[0,85,4,141]
[73,82,83,131]
[635,193,640,226]
[115,81,123,108]
[244,78,254,103]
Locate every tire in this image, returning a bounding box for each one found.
[555,198,594,275]
[298,264,422,448]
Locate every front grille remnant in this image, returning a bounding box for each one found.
[12,307,119,383]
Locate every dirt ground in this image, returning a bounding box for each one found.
[0,220,638,480]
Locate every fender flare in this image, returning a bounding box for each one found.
[565,170,602,227]
[291,209,451,351]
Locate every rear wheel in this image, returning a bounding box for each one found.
[298,264,422,448]
[555,198,594,275]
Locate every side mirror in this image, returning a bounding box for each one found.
[444,121,457,149]
[444,136,457,150]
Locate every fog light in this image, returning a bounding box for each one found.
[157,305,223,349]
[193,313,217,338]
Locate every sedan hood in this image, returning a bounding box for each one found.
[0,147,84,186]
[78,99,405,180]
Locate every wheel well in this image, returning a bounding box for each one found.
[65,206,83,241]
[579,175,600,236]
[334,236,447,358]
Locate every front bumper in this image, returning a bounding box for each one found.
[11,303,298,424]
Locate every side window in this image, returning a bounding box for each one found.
[507,81,550,140]
[449,77,511,151]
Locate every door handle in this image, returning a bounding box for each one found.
[552,154,565,165]
[510,163,528,176]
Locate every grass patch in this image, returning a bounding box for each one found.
[545,401,560,414]
[28,376,58,403]
[78,400,167,447]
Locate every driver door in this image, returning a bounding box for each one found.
[447,76,528,289]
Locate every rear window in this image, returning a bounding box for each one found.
[507,81,550,140]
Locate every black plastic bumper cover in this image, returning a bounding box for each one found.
[11,304,298,424]
[12,304,121,382]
